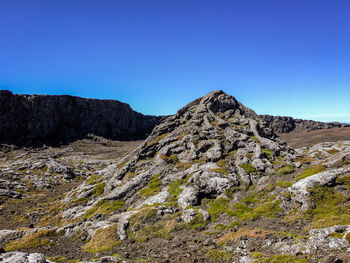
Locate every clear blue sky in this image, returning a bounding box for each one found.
[0,0,349,122]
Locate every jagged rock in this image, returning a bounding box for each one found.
[289,167,350,210]
[0,252,48,263]
[181,209,197,223]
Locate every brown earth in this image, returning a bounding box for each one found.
[278,127,350,148]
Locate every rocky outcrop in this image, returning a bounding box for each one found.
[0,90,162,146]
[57,90,295,238]
[261,114,348,133]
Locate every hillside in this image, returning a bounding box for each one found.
[0,91,350,263]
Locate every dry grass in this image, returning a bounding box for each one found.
[82,224,121,253]
[216,227,271,246]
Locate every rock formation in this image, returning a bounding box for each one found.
[0,90,162,146]
[261,114,347,133]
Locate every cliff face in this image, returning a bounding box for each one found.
[261,114,347,133]
[0,90,162,146]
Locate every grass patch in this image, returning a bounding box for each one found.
[5,229,56,251]
[210,167,229,176]
[239,163,256,174]
[296,164,325,181]
[253,255,310,263]
[206,248,233,262]
[277,164,295,175]
[129,220,179,242]
[175,162,192,170]
[83,224,121,253]
[228,191,282,221]
[208,198,230,222]
[46,256,67,262]
[250,136,260,143]
[210,120,218,126]
[214,220,241,231]
[167,180,183,202]
[305,185,350,228]
[146,133,168,147]
[84,200,125,219]
[139,174,161,197]
[275,181,293,188]
[216,227,270,247]
[86,174,102,185]
[187,214,209,230]
[92,182,105,196]
[262,149,272,159]
[70,197,89,205]
[327,148,340,155]
[295,155,316,164]
[160,154,179,164]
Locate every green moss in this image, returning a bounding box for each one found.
[305,185,350,228]
[206,249,233,262]
[5,229,56,251]
[225,188,234,199]
[336,174,350,190]
[140,174,161,197]
[168,180,183,201]
[84,200,125,219]
[46,256,67,262]
[70,197,89,205]
[129,220,179,242]
[346,232,350,243]
[277,164,295,175]
[296,165,325,181]
[86,174,101,185]
[92,182,105,196]
[208,198,230,222]
[250,136,260,144]
[239,163,256,174]
[210,167,229,176]
[146,133,168,147]
[252,254,309,263]
[344,160,350,165]
[210,120,218,126]
[216,159,227,167]
[193,157,206,164]
[228,193,282,221]
[175,162,192,169]
[330,232,344,239]
[275,181,293,188]
[327,148,340,155]
[83,224,121,253]
[251,252,265,259]
[186,213,209,230]
[214,220,241,230]
[262,149,272,159]
[160,154,179,164]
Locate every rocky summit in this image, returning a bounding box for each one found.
[1,90,350,263]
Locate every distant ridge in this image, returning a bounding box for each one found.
[260,114,349,133]
[0,90,163,146]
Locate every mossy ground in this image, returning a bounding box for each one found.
[5,229,56,251]
[296,164,325,181]
[84,199,125,219]
[139,174,161,197]
[82,224,121,253]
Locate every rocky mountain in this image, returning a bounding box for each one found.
[261,114,348,133]
[1,90,350,263]
[0,90,162,146]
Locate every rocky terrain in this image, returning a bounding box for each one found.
[1,90,350,263]
[0,90,162,146]
[261,114,348,134]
